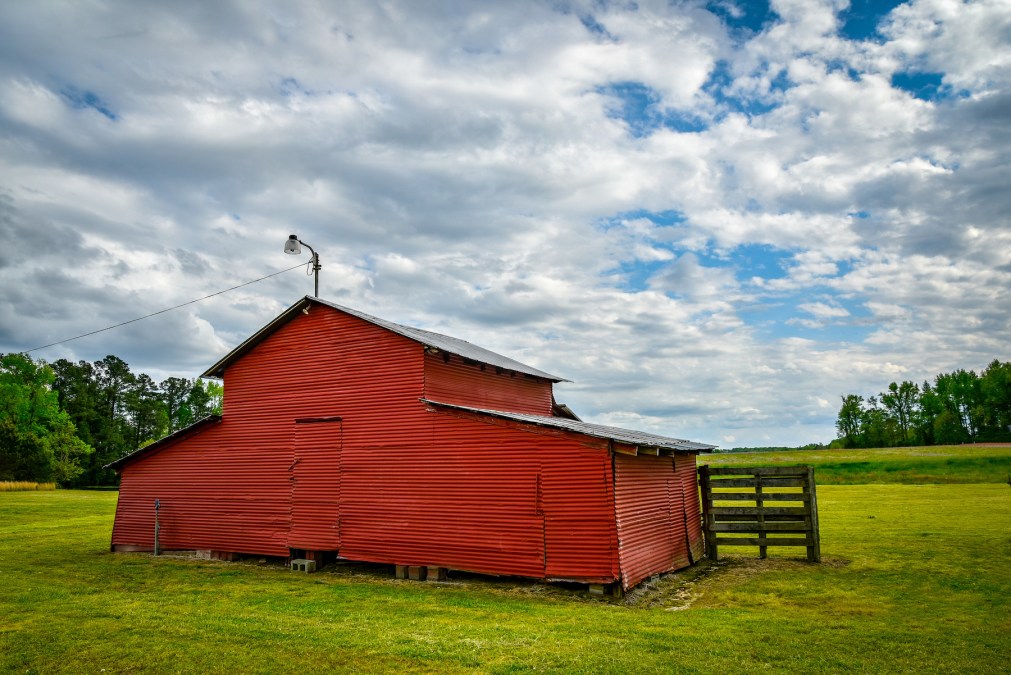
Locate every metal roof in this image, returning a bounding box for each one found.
[423,400,716,452]
[105,415,222,471]
[203,296,567,382]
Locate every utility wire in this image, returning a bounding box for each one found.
[26,262,306,353]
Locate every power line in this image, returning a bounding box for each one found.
[26,262,306,353]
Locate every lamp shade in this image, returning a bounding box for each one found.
[284,235,301,254]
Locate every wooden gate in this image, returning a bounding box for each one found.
[698,465,820,562]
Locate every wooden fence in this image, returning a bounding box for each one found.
[698,465,820,562]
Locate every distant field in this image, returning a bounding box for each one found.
[2,479,1009,672]
[703,444,1011,484]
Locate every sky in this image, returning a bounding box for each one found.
[1,0,1009,448]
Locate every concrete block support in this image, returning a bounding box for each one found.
[291,559,317,573]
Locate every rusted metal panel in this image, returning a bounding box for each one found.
[423,351,554,415]
[613,453,692,589]
[288,419,342,550]
[674,453,705,561]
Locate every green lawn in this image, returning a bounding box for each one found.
[703,444,1011,484]
[1,481,1009,672]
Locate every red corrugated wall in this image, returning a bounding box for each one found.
[337,409,619,582]
[112,420,292,555]
[423,351,554,414]
[113,306,425,555]
[613,453,698,589]
[674,453,704,561]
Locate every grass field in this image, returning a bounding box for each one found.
[703,444,1011,484]
[1,456,1010,672]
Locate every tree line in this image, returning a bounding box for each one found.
[834,359,1011,448]
[1,352,221,486]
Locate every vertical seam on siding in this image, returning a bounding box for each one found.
[608,441,622,586]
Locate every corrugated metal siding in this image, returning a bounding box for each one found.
[542,443,619,582]
[112,421,292,555]
[613,454,692,589]
[339,411,618,582]
[289,419,342,550]
[423,351,554,415]
[115,306,426,556]
[675,453,705,561]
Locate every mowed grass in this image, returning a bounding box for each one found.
[703,444,1011,484]
[2,482,1009,673]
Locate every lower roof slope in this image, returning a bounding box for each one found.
[423,400,716,452]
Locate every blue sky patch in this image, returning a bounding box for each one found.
[600,209,687,231]
[742,290,873,342]
[60,86,118,120]
[599,82,708,136]
[839,0,906,41]
[705,0,774,36]
[891,71,945,101]
[730,244,790,281]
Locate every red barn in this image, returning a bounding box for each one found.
[108,296,714,591]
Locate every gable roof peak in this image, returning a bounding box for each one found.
[202,296,568,382]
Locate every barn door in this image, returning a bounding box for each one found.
[288,417,342,551]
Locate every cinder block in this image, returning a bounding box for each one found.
[588,584,606,595]
[408,565,427,581]
[395,565,409,579]
[291,558,317,573]
[426,567,448,582]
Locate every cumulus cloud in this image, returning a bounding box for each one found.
[0,0,1008,446]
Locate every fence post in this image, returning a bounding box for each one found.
[806,467,821,562]
[697,465,717,561]
[756,476,767,559]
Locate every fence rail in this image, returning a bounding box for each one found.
[698,465,820,562]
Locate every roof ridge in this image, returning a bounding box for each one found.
[203,296,568,382]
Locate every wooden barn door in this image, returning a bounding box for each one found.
[288,417,342,551]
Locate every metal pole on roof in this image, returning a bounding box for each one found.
[284,234,321,297]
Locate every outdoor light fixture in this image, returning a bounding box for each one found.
[284,234,321,297]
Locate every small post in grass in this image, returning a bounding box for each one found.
[154,499,160,557]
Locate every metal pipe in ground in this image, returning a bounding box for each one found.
[154,499,160,556]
